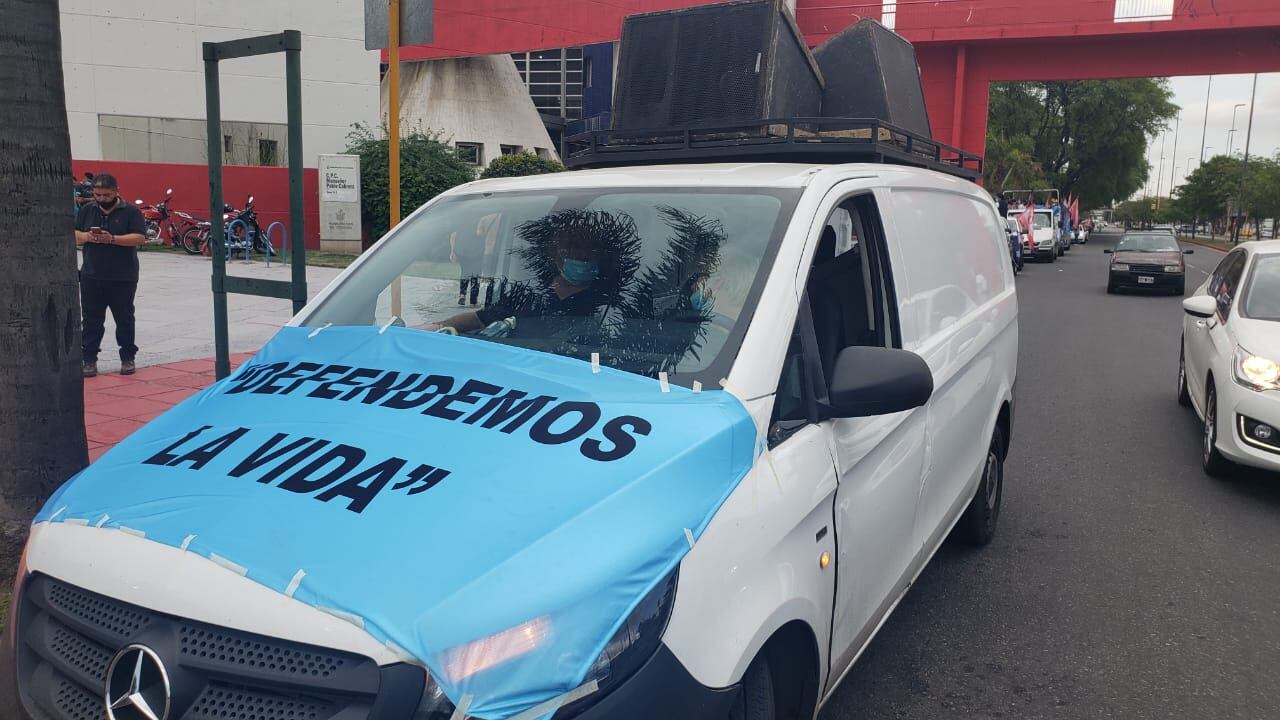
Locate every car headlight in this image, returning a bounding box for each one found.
[1112,263,1129,272]
[1164,265,1182,273]
[573,569,678,708]
[414,570,678,718]
[1233,346,1280,391]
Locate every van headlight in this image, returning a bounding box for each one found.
[1164,265,1182,273]
[1233,346,1280,391]
[1111,264,1129,272]
[583,569,676,680]
[415,570,678,718]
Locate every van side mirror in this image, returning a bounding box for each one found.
[1184,249,1194,254]
[1183,295,1216,318]
[1103,249,1113,254]
[824,346,933,418]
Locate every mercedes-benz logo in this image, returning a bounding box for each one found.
[104,644,171,720]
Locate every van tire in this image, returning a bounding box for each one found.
[956,426,1004,546]
[730,655,776,720]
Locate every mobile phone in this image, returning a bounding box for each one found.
[88,226,103,234]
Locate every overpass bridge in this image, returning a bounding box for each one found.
[399,0,1280,162]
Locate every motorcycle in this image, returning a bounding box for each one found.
[135,189,174,245]
[229,195,274,256]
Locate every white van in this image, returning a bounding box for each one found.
[4,162,1017,720]
[1009,208,1059,262]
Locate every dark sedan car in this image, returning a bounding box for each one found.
[1104,232,1194,294]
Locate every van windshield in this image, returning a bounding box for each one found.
[301,187,799,383]
[1033,212,1052,229]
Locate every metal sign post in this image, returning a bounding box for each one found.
[388,0,403,316]
[366,0,433,318]
[204,31,307,380]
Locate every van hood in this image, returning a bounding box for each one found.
[37,326,758,719]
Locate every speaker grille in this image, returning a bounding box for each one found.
[612,0,820,131]
[669,3,769,126]
[619,16,673,127]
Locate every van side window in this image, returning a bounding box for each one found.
[769,328,811,446]
[806,195,897,386]
[770,194,896,443]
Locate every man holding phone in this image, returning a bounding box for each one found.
[74,173,146,377]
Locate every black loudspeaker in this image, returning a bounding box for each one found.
[812,19,933,139]
[612,0,823,131]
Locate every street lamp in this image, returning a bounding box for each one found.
[1233,75,1259,245]
[1228,102,1247,155]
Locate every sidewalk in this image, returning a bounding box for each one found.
[83,250,342,374]
[84,352,256,461]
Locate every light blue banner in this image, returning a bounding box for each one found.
[37,326,757,718]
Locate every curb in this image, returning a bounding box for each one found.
[1178,236,1230,253]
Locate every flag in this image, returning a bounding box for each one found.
[1069,196,1080,227]
[1018,202,1035,233]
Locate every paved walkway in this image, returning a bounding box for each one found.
[83,250,342,374]
[81,251,344,459]
[83,352,255,462]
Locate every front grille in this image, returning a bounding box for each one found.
[1128,263,1172,274]
[178,626,347,678]
[52,678,101,720]
[14,574,417,720]
[185,683,333,720]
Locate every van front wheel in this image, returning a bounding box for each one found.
[730,655,776,720]
[955,426,1005,546]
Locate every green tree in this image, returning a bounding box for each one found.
[1176,155,1244,233]
[986,79,1178,209]
[480,151,565,179]
[345,123,476,240]
[1113,199,1158,227]
[0,0,87,584]
[1240,157,1280,239]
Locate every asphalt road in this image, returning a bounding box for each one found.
[819,230,1280,720]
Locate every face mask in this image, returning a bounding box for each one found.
[97,197,117,210]
[690,289,712,313]
[561,259,599,285]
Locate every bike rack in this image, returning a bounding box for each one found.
[224,219,251,262]
[263,221,287,268]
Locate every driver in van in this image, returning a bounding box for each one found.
[431,211,620,334]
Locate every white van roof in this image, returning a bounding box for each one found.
[443,162,979,197]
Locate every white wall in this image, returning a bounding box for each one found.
[384,56,559,170]
[60,0,379,167]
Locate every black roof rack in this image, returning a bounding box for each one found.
[563,116,982,180]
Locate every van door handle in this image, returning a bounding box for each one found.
[1195,320,1207,328]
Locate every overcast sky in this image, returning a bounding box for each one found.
[1141,73,1280,199]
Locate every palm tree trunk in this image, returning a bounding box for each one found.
[0,0,86,584]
